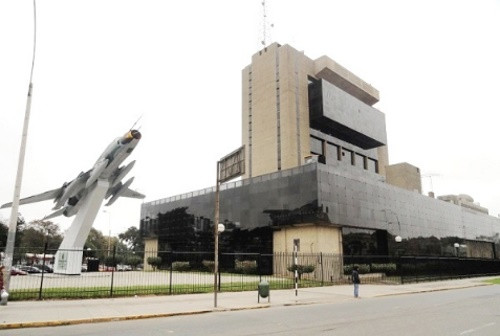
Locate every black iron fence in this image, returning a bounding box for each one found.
[2,246,500,301]
[343,255,500,283]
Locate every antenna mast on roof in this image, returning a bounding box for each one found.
[261,0,274,46]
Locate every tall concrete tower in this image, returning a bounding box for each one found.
[242,43,389,179]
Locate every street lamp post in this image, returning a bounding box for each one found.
[214,161,220,308]
[3,1,37,305]
[382,209,402,244]
[213,146,245,308]
[103,210,111,256]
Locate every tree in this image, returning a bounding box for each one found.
[18,220,63,252]
[147,256,162,271]
[103,255,123,268]
[0,214,26,249]
[0,220,7,248]
[85,228,108,260]
[287,264,316,280]
[124,255,142,269]
[118,226,143,252]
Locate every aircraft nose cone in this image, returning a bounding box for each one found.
[131,130,142,139]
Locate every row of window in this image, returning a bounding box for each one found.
[310,135,379,173]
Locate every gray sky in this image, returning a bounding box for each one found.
[1,0,499,237]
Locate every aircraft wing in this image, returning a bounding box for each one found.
[105,177,145,206]
[1,188,62,209]
[121,188,145,199]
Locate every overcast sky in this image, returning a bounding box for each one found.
[1,0,499,237]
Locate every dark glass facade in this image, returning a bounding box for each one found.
[141,164,322,254]
[141,162,500,258]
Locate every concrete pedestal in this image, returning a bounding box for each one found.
[54,180,109,275]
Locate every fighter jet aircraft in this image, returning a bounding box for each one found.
[1,129,145,219]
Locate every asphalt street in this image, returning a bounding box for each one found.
[2,285,499,336]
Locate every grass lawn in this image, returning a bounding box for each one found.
[9,278,324,301]
[485,278,500,285]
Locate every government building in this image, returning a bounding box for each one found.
[140,43,500,266]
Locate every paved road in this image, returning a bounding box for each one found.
[2,285,499,336]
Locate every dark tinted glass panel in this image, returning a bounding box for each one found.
[141,165,321,254]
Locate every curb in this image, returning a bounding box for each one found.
[0,310,213,330]
[373,282,492,297]
[0,305,271,330]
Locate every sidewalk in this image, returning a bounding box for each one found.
[0,277,494,330]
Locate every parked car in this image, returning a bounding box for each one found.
[33,264,53,273]
[117,264,132,271]
[10,267,28,276]
[19,265,42,274]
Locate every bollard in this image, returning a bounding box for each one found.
[258,280,270,303]
[0,289,8,306]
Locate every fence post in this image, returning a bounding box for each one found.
[320,252,324,286]
[169,251,173,295]
[38,242,48,300]
[258,253,262,283]
[294,244,298,296]
[218,262,221,292]
[110,246,116,297]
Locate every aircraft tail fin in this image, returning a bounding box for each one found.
[43,208,66,220]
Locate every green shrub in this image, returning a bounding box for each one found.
[235,260,258,274]
[371,263,397,273]
[287,264,316,279]
[104,255,123,267]
[202,260,215,272]
[172,261,190,272]
[147,256,162,271]
[344,264,370,274]
[124,255,143,269]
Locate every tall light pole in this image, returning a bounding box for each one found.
[2,0,37,305]
[214,161,220,308]
[454,242,460,257]
[382,209,402,243]
[103,210,111,256]
[213,146,245,308]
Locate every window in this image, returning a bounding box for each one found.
[310,136,323,155]
[326,142,340,162]
[293,239,300,252]
[355,153,365,169]
[341,148,354,165]
[367,158,378,173]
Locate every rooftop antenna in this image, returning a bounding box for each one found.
[422,173,441,193]
[261,0,274,46]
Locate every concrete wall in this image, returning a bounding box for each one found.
[143,238,158,271]
[317,163,500,245]
[242,43,388,182]
[242,43,313,178]
[385,162,422,193]
[273,224,342,254]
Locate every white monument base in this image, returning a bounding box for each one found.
[54,180,109,275]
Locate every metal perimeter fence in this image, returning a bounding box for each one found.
[2,246,500,301]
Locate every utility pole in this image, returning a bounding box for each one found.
[213,146,245,308]
[2,0,37,305]
[213,161,220,308]
[103,210,112,256]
